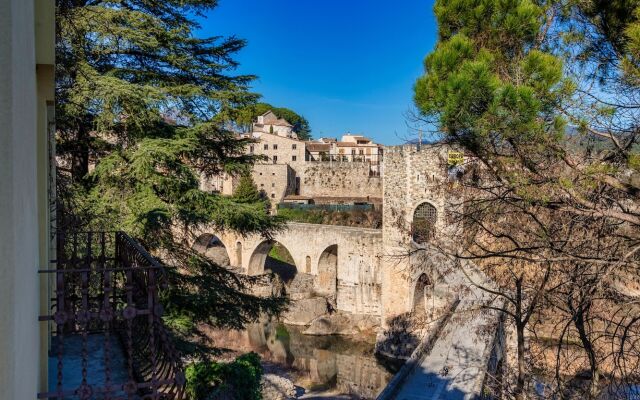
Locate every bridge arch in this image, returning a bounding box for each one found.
[247,240,298,283]
[192,233,232,267]
[316,244,338,298]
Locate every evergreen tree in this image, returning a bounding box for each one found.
[233,174,265,204]
[415,0,640,398]
[55,0,287,360]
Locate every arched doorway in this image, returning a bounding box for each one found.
[192,233,231,267]
[247,240,297,283]
[316,245,338,298]
[412,273,432,315]
[412,202,437,244]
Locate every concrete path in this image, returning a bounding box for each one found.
[393,268,500,400]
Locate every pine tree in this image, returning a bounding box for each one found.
[233,174,265,204]
[415,1,640,398]
[55,0,287,359]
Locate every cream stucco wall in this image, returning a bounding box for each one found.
[0,0,55,397]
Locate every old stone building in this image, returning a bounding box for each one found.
[306,134,383,166]
[252,110,298,138]
[201,114,385,207]
[247,130,307,165]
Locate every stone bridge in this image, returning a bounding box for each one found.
[190,145,505,398]
[191,222,384,316]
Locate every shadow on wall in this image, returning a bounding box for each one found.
[192,233,231,267]
[375,313,421,360]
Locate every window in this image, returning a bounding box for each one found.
[271,193,275,198]
[273,144,278,150]
[292,155,297,162]
[359,150,364,155]
[249,145,254,153]
[351,149,356,155]
[260,183,264,187]
[412,202,437,244]
[264,144,268,150]
[273,155,278,163]
[292,144,297,150]
[272,183,275,187]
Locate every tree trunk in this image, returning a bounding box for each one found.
[515,322,527,400]
[71,124,89,183]
[573,306,600,398]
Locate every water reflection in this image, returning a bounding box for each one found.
[206,321,395,399]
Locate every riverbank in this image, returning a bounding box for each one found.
[204,321,397,399]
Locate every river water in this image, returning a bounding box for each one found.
[205,321,399,399]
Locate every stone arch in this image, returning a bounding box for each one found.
[316,244,338,298]
[412,201,438,244]
[192,233,231,267]
[411,273,433,314]
[247,240,297,283]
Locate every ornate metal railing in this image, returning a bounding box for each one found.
[38,231,186,400]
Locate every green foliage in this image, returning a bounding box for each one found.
[268,242,295,265]
[55,0,287,358]
[186,353,263,400]
[415,1,640,396]
[237,102,312,140]
[416,0,567,162]
[277,207,382,228]
[233,174,266,204]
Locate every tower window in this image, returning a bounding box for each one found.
[412,202,437,244]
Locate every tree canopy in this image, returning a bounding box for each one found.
[415,0,640,398]
[236,102,312,140]
[55,0,286,364]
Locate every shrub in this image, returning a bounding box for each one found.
[185,352,263,400]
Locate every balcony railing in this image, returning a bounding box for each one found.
[38,231,186,400]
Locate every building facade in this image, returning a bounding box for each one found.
[202,115,385,207]
[252,110,298,139]
[0,1,55,397]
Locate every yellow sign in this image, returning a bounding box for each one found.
[447,151,464,166]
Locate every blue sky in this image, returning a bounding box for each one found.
[198,1,438,145]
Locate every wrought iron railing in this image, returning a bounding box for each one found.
[38,231,186,400]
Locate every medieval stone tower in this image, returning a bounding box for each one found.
[380,144,457,324]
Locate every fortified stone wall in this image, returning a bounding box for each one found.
[296,162,382,199]
[251,164,296,204]
[381,144,453,323]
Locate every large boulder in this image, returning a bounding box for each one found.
[282,297,329,326]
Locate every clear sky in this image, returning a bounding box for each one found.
[198,1,438,145]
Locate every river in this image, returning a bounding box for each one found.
[204,320,399,399]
